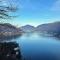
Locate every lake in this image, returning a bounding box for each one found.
[11,33,60,60]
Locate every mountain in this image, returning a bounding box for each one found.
[36,22,60,37]
[0,23,22,38]
[21,25,35,33]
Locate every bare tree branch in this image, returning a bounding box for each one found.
[0,0,17,19]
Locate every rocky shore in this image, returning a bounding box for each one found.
[0,42,22,60]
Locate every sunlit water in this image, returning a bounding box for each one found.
[13,33,60,60]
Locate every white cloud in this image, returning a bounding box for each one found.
[51,0,60,11]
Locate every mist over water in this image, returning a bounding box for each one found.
[12,33,60,60]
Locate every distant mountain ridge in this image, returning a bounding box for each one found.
[36,22,60,33]
[20,22,60,37]
[0,23,22,39]
[21,25,35,32]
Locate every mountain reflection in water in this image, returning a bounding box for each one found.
[16,33,60,60]
[1,33,60,60]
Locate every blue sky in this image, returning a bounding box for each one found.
[2,0,60,26]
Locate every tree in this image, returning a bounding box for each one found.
[0,0,17,19]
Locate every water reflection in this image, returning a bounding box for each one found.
[0,33,60,60]
[16,33,60,60]
[0,34,22,41]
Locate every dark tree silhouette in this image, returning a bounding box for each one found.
[0,0,17,19]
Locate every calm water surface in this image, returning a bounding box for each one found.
[14,33,60,60]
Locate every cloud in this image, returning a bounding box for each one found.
[51,0,60,11]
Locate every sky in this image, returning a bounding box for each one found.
[1,0,60,27]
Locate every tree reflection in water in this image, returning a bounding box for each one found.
[0,42,23,60]
[0,34,22,41]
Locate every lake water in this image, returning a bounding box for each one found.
[13,33,60,60]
